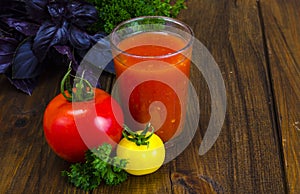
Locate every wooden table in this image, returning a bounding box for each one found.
[0,0,299,193]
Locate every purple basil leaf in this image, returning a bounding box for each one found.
[7,76,38,95]
[56,21,69,45]
[47,2,65,21]
[53,0,68,3]
[33,21,68,61]
[0,37,18,73]
[25,0,50,23]
[5,64,38,95]
[1,18,40,36]
[69,25,91,50]
[0,1,27,19]
[67,1,98,29]
[12,38,42,79]
[54,45,78,65]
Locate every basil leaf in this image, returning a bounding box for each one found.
[0,1,27,19]
[25,0,49,23]
[69,25,91,50]
[33,21,68,61]
[2,18,40,36]
[54,45,76,65]
[47,2,65,21]
[5,66,38,95]
[12,38,41,79]
[67,1,98,29]
[7,76,38,96]
[0,37,18,73]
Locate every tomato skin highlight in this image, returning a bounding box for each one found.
[116,131,165,176]
[43,89,124,162]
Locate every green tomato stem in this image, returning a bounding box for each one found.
[60,62,94,102]
[60,65,73,102]
[122,123,154,147]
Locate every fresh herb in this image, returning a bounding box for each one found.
[0,0,110,95]
[86,0,187,34]
[62,143,128,191]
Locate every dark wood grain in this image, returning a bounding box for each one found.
[177,0,286,193]
[259,0,300,193]
[0,0,299,193]
[0,66,87,193]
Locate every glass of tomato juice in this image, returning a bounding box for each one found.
[110,16,194,142]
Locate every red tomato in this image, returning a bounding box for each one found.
[43,88,124,162]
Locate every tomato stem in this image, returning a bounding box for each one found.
[122,123,154,147]
[60,62,95,102]
[60,65,73,102]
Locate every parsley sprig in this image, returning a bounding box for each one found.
[62,144,128,191]
[87,0,187,33]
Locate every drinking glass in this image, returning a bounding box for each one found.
[110,16,194,142]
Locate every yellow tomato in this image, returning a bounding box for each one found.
[116,129,165,176]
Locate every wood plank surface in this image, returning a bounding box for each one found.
[259,0,300,193]
[177,0,286,193]
[0,66,88,194]
[1,0,298,193]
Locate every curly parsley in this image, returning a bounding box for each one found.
[62,144,128,191]
[86,0,187,33]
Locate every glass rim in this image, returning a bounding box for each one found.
[110,16,194,59]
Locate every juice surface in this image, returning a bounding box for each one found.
[113,32,191,142]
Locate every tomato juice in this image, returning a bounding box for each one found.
[112,31,192,142]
